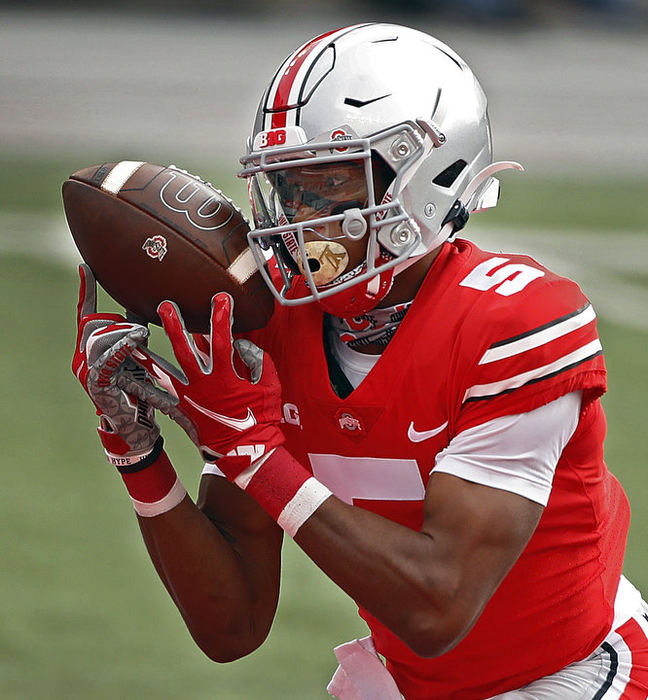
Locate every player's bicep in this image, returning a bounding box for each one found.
[418,394,581,634]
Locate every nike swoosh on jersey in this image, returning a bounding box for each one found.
[184,396,257,432]
[407,420,448,443]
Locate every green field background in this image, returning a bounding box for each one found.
[1,159,647,699]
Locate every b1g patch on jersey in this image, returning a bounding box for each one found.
[282,402,302,428]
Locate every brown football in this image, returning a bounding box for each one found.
[62,161,274,334]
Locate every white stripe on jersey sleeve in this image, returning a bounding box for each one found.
[464,339,602,402]
[479,304,596,365]
[433,391,582,506]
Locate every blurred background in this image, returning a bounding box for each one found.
[1,2,647,698]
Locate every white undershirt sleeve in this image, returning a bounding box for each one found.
[433,391,583,506]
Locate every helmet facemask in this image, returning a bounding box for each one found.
[240,124,425,314]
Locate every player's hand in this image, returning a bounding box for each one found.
[122,293,284,480]
[73,264,161,466]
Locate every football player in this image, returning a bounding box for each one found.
[73,24,648,699]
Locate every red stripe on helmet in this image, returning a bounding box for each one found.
[270,28,340,128]
[271,111,287,129]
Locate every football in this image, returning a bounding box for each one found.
[62,161,274,334]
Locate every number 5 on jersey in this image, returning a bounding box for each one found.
[460,257,545,296]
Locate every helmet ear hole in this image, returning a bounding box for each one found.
[371,151,396,201]
[432,159,468,188]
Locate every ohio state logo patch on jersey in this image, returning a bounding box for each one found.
[142,235,168,261]
[335,408,365,435]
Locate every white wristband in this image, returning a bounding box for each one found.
[277,477,333,538]
[131,478,187,517]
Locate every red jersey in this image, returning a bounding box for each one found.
[250,239,630,699]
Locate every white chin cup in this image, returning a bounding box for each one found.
[296,240,350,286]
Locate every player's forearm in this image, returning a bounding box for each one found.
[111,447,282,662]
[294,469,540,658]
[71,264,282,662]
[235,447,537,658]
[293,497,468,658]
[233,447,472,657]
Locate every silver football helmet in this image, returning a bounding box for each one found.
[239,23,521,316]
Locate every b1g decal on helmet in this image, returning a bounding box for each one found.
[142,235,168,261]
[252,126,308,151]
[256,129,287,149]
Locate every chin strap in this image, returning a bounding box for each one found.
[317,266,395,317]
